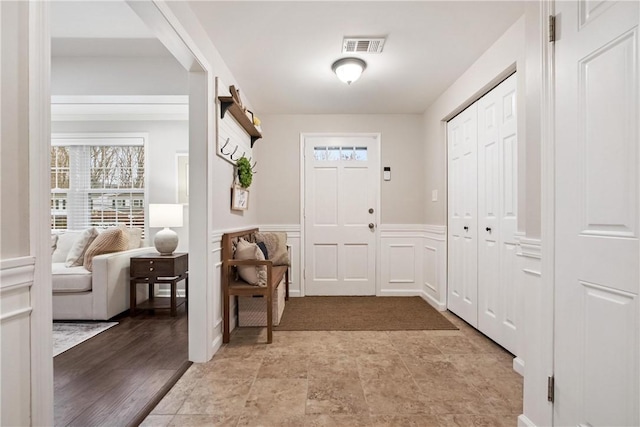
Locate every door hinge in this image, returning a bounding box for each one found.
[549,15,556,43]
[547,376,555,402]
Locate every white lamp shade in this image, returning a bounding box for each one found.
[149,204,183,228]
[332,58,367,85]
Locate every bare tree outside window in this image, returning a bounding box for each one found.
[51,145,145,233]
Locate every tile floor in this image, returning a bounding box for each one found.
[142,312,522,427]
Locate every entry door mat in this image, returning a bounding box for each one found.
[275,296,458,331]
[53,321,118,357]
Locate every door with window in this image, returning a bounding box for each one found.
[304,134,379,295]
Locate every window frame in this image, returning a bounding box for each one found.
[50,133,149,237]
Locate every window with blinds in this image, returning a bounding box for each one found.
[51,136,146,233]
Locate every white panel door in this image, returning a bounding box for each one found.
[447,104,478,327]
[477,74,518,354]
[555,1,639,425]
[304,135,378,295]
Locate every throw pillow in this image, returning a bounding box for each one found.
[255,232,290,266]
[65,227,98,267]
[256,241,269,260]
[234,238,267,287]
[52,231,82,263]
[124,226,143,250]
[83,227,129,272]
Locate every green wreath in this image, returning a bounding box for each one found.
[236,156,253,188]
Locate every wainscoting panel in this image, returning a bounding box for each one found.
[379,226,422,296]
[516,236,550,427]
[259,225,447,308]
[379,225,447,309]
[423,225,447,310]
[0,257,35,427]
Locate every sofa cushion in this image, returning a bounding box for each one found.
[65,227,98,267]
[83,227,129,271]
[234,238,267,287]
[255,232,290,266]
[52,262,92,293]
[52,231,82,263]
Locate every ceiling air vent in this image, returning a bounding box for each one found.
[342,37,385,54]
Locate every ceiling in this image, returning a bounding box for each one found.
[51,0,171,57]
[50,1,527,115]
[188,1,526,114]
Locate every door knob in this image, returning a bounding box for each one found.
[368,208,374,214]
[486,227,492,232]
[369,223,375,229]
[463,226,469,231]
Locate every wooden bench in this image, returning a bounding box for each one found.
[221,228,289,343]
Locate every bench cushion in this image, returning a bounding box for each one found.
[229,265,287,290]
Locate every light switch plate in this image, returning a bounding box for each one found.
[432,190,438,202]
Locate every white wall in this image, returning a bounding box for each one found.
[1,1,30,259]
[422,16,527,231]
[51,56,188,96]
[255,114,425,225]
[51,120,190,251]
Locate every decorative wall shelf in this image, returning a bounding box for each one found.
[218,96,262,147]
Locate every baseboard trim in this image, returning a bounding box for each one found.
[419,290,447,311]
[517,414,537,427]
[211,333,223,356]
[378,289,421,297]
[513,357,525,377]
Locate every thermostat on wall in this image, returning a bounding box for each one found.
[383,167,391,181]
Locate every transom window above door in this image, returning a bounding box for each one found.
[313,146,368,162]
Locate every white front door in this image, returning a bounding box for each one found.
[554,1,639,425]
[447,104,479,327]
[477,73,518,354]
[304,135,379,296]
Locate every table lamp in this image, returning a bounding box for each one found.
[149,204,183,255]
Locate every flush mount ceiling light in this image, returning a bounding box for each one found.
[332,57,367,85]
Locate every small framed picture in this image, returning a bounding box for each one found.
[231,185,249,211]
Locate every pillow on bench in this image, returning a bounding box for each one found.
[234,238,267,287]
[255,232,290,266]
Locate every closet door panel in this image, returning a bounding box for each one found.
[478,74,518,354]
[498,77,519,354]
[447,104,478,327]
[478,89,503,343]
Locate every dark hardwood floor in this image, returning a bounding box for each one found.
[54,307,189,427]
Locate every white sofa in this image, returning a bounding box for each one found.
[52,229,154,320]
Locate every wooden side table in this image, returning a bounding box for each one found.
[130,253,188,316]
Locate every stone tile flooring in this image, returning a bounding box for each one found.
[142,311,522,427]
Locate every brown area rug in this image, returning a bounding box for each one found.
[275,296,457,331]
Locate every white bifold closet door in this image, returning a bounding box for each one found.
[477,74,518,353]
[447,73,518,354]
[447,103,479,328]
